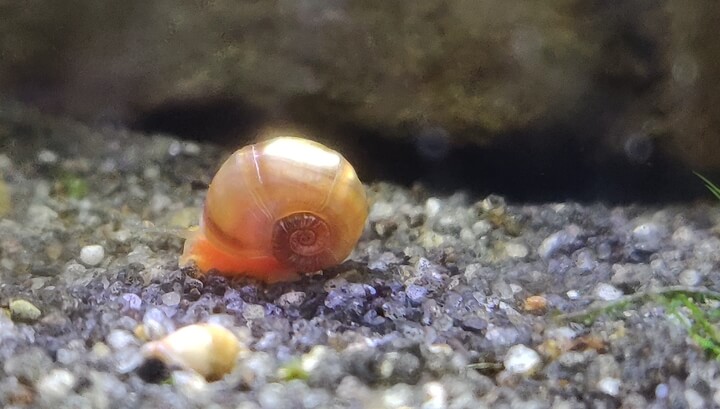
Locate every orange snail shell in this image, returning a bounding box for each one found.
[179,136,368,282]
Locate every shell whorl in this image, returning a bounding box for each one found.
[272,212,334,272]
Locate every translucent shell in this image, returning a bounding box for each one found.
[180,136,368,282]
[141,323,243,381]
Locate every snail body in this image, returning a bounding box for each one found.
[180,136,368,282]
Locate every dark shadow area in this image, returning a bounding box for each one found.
[131,96,267,145]
[129,97,713,205]
[336,126,709,205]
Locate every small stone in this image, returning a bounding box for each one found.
[485,326,520,346]
[406,284,428,305]
[80,244,105,266]
[173,370,208,399]
[632,222,665,252]
[655,383,669,399]
[504,242,529,259]
[149,193,173,214]
[37,149,58,164]
[504,344,542,375]
[678,269,702,287]
[593,283,623,301]
[0,154,12,170]
[422,381,447,409]
[368,201,395,222]
[277,291,307,308]
[463,263,485,281]
[382,383,415,408]
[122,293,142,310]
[27,204,59,226]
[460,317,487,332]
[377,352,422,383]
[143,165,160,179]
[242,304,266,321]
[611,263,652,287]
[558,352,587,368]
[471,220,492,236]
[168,141,183,156]
[107,329,139,350]
[161,292,181,307]
[538,226,580,259]
[142,307,176,340]
[91,342,112,359]
[566,290,580,300]
[9,299,42,322]
[597,377,621,397]
[425,198,442,218]
[368,251,402,270]
[258,382,294,409]
[672,226,697,245]
[183,142,201,155]
[374,220,398,238]
[37,369,76,402]
[596,242,612,260]
[523,295,547,312]
[45,241,63,260]
[685,388,705,409]
[4,348,53,382]
[460,227,475,242]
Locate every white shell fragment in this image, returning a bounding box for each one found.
[141,323,242,381]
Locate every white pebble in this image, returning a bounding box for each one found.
[503,344,542,375]
[472,220,492,236]
[504,242,529,259]
[106,329,138,350]
[424,198,442,218]
[37,369,76,402]
[632,222,665,251]
[422,381,447,409]
[27,204,58,226]
[597,377,621,397]
[0,154,12,171]
[37,149,58,164]
[80,244,105,266]
[161,291,181,306]
[593,283,623,301]
[685,389,705,409]
[277,291,306,308]
[368,201,395,221]
[183,142,201,155]
[173,371,208,399]
[566,290,580,300]
[242,304,266,320]
[538,226,580,259]
[679,269,702,287]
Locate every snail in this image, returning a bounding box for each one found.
[141,323,244,381]
[180,135,368,282]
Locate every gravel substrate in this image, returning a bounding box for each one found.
[2,102,720,408]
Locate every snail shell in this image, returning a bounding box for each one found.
[141,323,243,381]
[180,135,368,282]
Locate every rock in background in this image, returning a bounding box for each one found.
[1,0,719,198]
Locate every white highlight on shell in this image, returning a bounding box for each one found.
[263,137,341,169]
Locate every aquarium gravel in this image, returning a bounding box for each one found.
[2,102,720,408]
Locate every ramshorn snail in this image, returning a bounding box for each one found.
[180,135,368,282]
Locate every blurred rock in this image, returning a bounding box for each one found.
[4,1,720,202]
